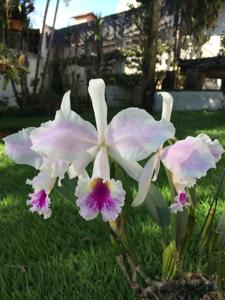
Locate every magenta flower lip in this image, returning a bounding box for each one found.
[87,179,114,211]
[76,177,125,222]
[27,189,52,219]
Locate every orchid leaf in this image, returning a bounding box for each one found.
[216,211,225,250]
[114,163,133,209]
[172,210,188,249]
[162,241,180,281]
[144,183,170,228]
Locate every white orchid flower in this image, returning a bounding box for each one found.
[3,128,57,219]
[132,92,224,212]
[4,79,175,221]
[31,79,175,221]
[161,133,224,212]
[132,92,174,207]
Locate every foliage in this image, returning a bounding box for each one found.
[0,43,28,90]
[102,73,142,87]
[10,0,34,24]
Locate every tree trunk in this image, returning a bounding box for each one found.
[141,0,161,112]
[32,0,51,95]
[10,79,21,107]
[39,0,60,93]
[173,5,182,88]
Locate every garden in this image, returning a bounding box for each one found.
[1,1,225,300]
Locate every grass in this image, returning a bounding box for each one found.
[0,109,225,300]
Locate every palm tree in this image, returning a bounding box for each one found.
[32,0,50,95]
[39,0,60,92]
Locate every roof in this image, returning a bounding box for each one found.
[179,56,225,79]
[72,12,96,20]
[52,8,135,48]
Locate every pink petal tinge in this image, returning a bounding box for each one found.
[161,134,224,189]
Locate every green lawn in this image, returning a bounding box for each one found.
[0,110,225,300]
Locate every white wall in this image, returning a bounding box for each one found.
[105,85,225,111]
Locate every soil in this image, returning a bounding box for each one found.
[140,273,222,300]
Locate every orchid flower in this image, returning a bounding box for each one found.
[3,128,57,218]
[12,79,173,222]
[132,93,224,213]
[161,133,224,212]
[132,92,175,207]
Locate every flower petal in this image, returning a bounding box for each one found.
[27,190,52,219]
[3,127,42,169]
[161,136,222,188]
[68,153,94,179]
[60,90,71,111]
[106,107,175,161]
[88,79,107,144]
[26,171,56,193]
[30,109,97,162]
[159,92,173,121]
[40,156,70,178]
[92,146,110,181]
[132,154,159,207]
[75,177,125,222]
[109,147,142,181]
[197,133,224,162]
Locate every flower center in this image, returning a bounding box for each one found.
[179,192,187,204]
[87,178,114,211]
[32,189,47,208]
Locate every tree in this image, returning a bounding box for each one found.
[132,0,222,109]
[136,0,162,112]
[39,0,60,92]
[170,0,222,86]
[32,0,50,95]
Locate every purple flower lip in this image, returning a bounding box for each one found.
[76,177,125,222]
[87,178,114,211]
[179,192,188,205]
[27,189,52,219]
[170,192,190,214]
[33,190,47,208]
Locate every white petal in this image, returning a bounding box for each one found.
[92,146,110,180]
[68,153,94,179]
[161,136,218,188]
[40,157,70,178]
[197,133,224,162]
[88,79,107,144]
[159,92,173,121]
[30,109,97,162]
[3,127,42,169]
[132,154,158,207]
[109,147,142,181]
[106,107,175,161]
[26,171,56,193]
[60,91,71,111]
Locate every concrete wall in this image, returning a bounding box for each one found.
[105,85,225,111]
[154,91,225,111]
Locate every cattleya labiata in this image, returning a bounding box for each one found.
[3,79,224,220]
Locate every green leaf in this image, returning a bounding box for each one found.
[216,211,225,250]
[162,241,180,281]
[144,183,170,228]
[198,208,216,254]
[172,209,188,249]
[114,163,133,206]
